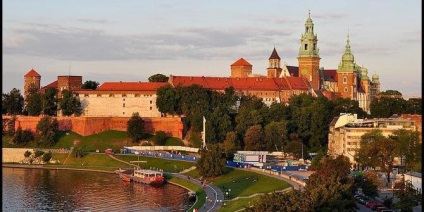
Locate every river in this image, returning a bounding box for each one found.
[2,167,192,211]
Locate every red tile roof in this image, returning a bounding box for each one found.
[170,75,310,92]
[286,77,309,90]
[231,58,252,66]
[42,80,58,89]
[323,69,337,82]
[24,69,41,77]
[97,82,168,91]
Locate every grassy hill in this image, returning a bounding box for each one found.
[2,130,185,151]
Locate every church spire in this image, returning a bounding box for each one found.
[338,33,356,72]
[298,11,319,57]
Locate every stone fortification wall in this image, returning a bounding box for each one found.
[6,116,183,139]
[2,148,33,163]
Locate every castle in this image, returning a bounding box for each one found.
[24,12,380,117]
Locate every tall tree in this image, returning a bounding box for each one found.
[263,121,288,152]
[59,89,82,116]
[220,131,238,160]
[357,129,399,184]
[394,177,421,212]
[36,116,59,146]
[244,125,264,151]
[148,74,169,82]
[390,129,421,172]
[156,84,181,115]
[206,106,233,144]
[127,113,145,143]
[81,80,99,90]
[2,88,24,115]
[196,144,226,177]
[26,86,43,116]
[41,87,58,116]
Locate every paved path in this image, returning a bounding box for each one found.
[172,173,225,212]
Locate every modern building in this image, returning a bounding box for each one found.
[328,113,418,165]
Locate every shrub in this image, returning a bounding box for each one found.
[154,131,167,145]
[24,150,32,158]
[42,152,53,162]
[34,150,45,158]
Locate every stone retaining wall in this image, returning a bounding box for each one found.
[2,148,34,163]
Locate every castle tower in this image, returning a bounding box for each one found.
[370,73,380,100]
[297,11,321,90]
[337,34,358,100]
[359,66,370,113]
[24,68,41,103]
[230,58,252,78]
[267,47,282,78]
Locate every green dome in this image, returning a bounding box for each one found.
[372,73,379,81]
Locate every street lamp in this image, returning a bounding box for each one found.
[228,189,231,199]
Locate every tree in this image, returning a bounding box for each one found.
[127,112,145,143]
[206,106,233,144]
[153,131,167,145]
[24,150,32,158]
[81,80,99,90]
[245,190,305,212]
[220,131,238,160]
[390,129,421,172]
[73,148,86,158]
[353,172,379,197]
[263,121,288,152]
[196,144,226,177]
[59,89,82,116]
[394,178,420,212]
[304,155,356,212]
[26,86,43,116]
[42,152,53,162]
[285,139,305,160]
[35,116,59,146]
[41,87,58,116]
[12,127,34,144]
[148,74,169,82]
[2,88,24,115]
[156,84,181,115]
[356,129,399,184]
[244,125,263,151]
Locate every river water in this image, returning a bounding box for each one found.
[2,167,192,211]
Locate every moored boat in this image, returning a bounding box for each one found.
[118,168,133,182]
[132,168,165,186]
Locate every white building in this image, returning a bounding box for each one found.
[404,171,422,194]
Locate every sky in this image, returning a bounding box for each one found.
[3,0,422,98]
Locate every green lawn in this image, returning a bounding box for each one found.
[186,167,291,199]
[221,196,261,212]
[114,154,196,173]
[49,153,133,172]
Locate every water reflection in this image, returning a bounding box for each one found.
[3,168,191,211]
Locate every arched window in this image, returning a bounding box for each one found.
[344,87,348,93]
[343,77,347,84]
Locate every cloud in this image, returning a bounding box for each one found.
[77,18,111,24]
[3,22,297,61]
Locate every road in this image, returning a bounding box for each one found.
[172,173,224,212]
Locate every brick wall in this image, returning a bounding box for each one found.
[5,115,184,139]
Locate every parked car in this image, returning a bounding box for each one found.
[105,148,114,155]
[366,201,382,208]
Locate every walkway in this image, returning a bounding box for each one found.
[172,172,225,212]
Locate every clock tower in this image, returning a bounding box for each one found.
[297,11,321,90]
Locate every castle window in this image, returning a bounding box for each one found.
[343,77,347,84]
[150,106,152,110]
[84,94,89,97]
[150,100,152,104]
[123,103,125,107]
[97,94,101,97]
[344,87,348,93]
[109,94,114,97]
[122,94,127,97]
[135,94,140,97]
[123,98,125,101]
[304,44,308,50]
[313,44,316,50]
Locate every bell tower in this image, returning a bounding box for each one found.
[24,68,41,104]
[337,34,358,99]
[267,47,282,78]
[297,10,321,90]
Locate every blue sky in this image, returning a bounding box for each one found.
[3,0,422,97]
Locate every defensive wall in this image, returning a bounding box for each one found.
[3,116,183,139]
